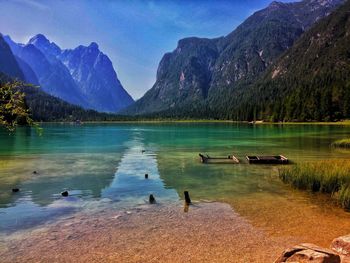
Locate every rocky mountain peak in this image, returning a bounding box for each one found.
[28,34,49,45]
[268,1,285,9]
[28,34,61,57]
[88,42,99,50]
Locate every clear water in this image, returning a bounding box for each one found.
[1,122,350,243]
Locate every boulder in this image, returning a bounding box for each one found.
[332,235,350,256]
[274,243,340,263]
[339,255,350,263]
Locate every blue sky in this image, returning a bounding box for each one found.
[0,0,296,99]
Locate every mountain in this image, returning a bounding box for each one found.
[4,34,134,112]
[4,35,87,107]
[28,34,61,58]
[59,42,134,112]
[0,35,24,80]
[123,0,344,116]
[0,35,132,122]
[230,0,350,121]
[126,37,221,114]
[14,56,39,85]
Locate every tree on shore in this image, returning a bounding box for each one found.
[0,81,36,131]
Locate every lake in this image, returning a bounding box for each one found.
[1,123,350,261]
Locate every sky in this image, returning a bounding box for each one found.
[0,0,296,99]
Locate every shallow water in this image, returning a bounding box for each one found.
[1,123,350,246]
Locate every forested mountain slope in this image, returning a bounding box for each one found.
[123,0,344,116]
[231,0,350,121]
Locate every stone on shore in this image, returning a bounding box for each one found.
[332,235,350,256]
[274,243,340,263]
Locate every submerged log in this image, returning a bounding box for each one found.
[184,191,191,204]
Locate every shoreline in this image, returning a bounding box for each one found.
[2,196,350,262]
[34,120,350,125]
[0,201,299,263]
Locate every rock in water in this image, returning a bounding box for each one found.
[274,243,340,263]
[12,188,19,193]
[61,191,69,197]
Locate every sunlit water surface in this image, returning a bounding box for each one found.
[1,123,350,246]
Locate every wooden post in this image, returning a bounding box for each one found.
[149,194,155,204]
[184,191,191,204]
[145,173,149,179]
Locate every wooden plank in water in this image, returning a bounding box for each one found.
[199,153,239,164]
[246,155,288,164]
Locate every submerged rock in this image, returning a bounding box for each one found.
[274,243,340,263]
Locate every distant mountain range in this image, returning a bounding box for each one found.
[1,0,348,122]
[123,0,346,121]
[0,40,131,122]
[3,34,134,113]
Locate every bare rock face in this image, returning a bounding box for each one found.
[332,235,350,256]
[274,243,340,263]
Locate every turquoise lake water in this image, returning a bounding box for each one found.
[2,123,350,242]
